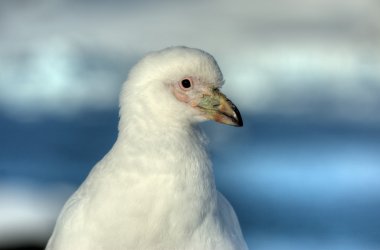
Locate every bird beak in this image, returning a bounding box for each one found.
[196,89,243,127]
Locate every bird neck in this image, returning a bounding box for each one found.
[117,118,209,166]
[114,116,216,191]
[114,82,217,200]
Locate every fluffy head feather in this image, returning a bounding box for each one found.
[119,46,241,133]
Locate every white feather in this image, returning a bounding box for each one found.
[46,46,248,250]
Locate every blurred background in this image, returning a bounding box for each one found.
[1,0,380,249]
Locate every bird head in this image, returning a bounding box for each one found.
[120,46,243,128]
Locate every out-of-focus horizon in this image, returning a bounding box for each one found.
[1,0,380,249]
[2,0,380,123]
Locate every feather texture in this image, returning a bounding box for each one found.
[46,46,248,250]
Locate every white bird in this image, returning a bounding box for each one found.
[46,46,248,250]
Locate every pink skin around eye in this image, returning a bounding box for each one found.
[172,77,206,108]
[174,89,190,103]
[173,77,194,103]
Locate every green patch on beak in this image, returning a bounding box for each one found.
[197,89,243,127]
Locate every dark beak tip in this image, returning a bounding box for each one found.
[236,119,243,127]
[233,107,243,127]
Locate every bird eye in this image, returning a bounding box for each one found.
[180,78,192,89]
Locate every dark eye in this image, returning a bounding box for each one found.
[180,79,192,89]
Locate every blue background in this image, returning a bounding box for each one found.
[1,1,380,249]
